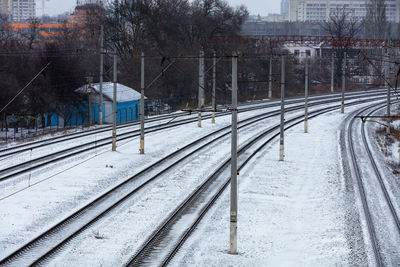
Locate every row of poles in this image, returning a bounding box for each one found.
[98,26,392,252]
[99,23,392,155]
[99,25,146,153]
[228,50,393,253]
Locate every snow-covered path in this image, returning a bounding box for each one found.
[170,105,369,266]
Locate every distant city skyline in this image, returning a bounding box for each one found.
[37,0,281,16]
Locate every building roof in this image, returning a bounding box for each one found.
[76,82,145,102]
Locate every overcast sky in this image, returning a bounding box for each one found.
[39,0,281,16]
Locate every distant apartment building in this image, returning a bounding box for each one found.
[0,0,35,22]
[285,0,400,23]
[281,0,290,15]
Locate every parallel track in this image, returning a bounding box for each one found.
[0,91,390,182]
[0,95,346,265]
[0,95,379,266]
[347,101,400,266]
[126,101,385,266]
[0,89,382,157]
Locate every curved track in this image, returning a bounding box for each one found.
[0,90,390,182]
[125,101,385,266]
[0,95,348,265]
[0,89,382,157]
[347,102,400,266]
[0,94,380,266]
[0,93,396,266]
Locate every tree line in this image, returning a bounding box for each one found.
[0,0,396,131]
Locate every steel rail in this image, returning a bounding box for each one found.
[0,91,390,182]
[347,104,387,267]
[0,96,348,265]
[361,108,400,234]
[126,101,385,266]
[0,89,387,158]
[0,96,381,266]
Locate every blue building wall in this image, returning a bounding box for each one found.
[46,101,140,127]
[116,100,140,124]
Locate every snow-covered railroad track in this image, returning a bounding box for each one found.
[0,89,383,159]
[0,98,335,265]
[0,89,387,160]
[125,101,385,267]
[347,101,400,266]
[0,95,382,266]
[0,89,386,162]
[0,90,389,184]
[0,111,189,157]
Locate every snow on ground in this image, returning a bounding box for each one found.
[0,99,290,259]
[2,96,337,261]
[0,96,354,201]
[0,114,223,259]
[0,96,388,265]
[170,104,371,266]
[43,111,282,266]
[0,88,382,149]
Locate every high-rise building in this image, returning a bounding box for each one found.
[281,0,290,15]
[288,0,400,23]
[0,0,35,22]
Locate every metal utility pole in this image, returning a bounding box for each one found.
[112,50,117,151]
[268,56,273,99]
[99,25,104,125]
[331,49,335,93]
[386,44,391,134]
[341,50,347,114]
[140,52,145,154]
[279,55,285,161]
[212,51,216,124]
[198,49,205,128]
[304,54,309,133]
[229,52,238,255]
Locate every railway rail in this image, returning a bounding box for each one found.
[347,102,400,266]
[0,95,384,266]
[0,90,391,183]
[126,100,390,266]
[0,92,382,265]
[0,89,386,159]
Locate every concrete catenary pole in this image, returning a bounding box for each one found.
[279,55,285,161]
[198,49,205,127]
[304,54,309,133]
[229,52,238,255]
[341,50,347,114]
[386,43,391,134]
[212,51,216,124]
[268,56,273,99]
[99,25,104,125]
[88,82,92,126]
[140,52,145,154]
[112,50,117,151]
[331,48,335,93]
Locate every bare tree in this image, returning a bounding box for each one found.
[18,18,41,50]
[103,0,248,107]
[322,7,361,87]
[364,0,387,40]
